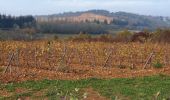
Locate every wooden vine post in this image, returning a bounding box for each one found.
[103,48,113,67]
[88,47,96,67]
[143,51,155,69]
[16,48,20,66]
[58,41,68,69]
[130,54,135,69]
[3,52,15,74]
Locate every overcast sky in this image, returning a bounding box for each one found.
[0,0,169,16]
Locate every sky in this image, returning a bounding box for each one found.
[0,0,170,16]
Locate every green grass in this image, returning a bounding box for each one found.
[1,75,170,100]
[152,61,164,68]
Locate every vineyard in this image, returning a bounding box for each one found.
[0,41,170,83]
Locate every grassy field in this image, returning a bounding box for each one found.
[0,75,170,100]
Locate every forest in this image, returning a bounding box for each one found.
[0,14,36,29]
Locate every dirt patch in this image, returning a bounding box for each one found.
[14,88,31,100]
[1,65,170,83]
[17,97,31,100]
[33,89,47,97]
[0,89,12,97]
[84,88,109,100]
[15,88,29,94]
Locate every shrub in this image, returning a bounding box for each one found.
[152,61,163,68]
[114,29,133,42]
[70,32,92,42]
[151,29,170,43]
[98,34,114,42]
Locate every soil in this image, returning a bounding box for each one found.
[0,89,12,97]
[33,89,48,97]
[0,65,170,83]
[15,88,29,94]
[84,88,109,100]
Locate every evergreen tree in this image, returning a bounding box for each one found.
[0,14,36,29]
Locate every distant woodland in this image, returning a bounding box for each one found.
[0,10,170,42]
[0,14,36,29]
[1,10,170,34]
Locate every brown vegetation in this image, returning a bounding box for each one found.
[68,29,170,43]
[0,41,170,83]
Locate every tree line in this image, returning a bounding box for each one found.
[0,14,36,29]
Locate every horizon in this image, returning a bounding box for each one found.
[0,0,170,17]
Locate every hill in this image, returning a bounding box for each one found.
[35,10,170,34]
[36,12,113,24]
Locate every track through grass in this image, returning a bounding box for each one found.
[1,75,170,100]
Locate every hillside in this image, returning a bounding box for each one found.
[35,10,170,34]
[36,12,113,24]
